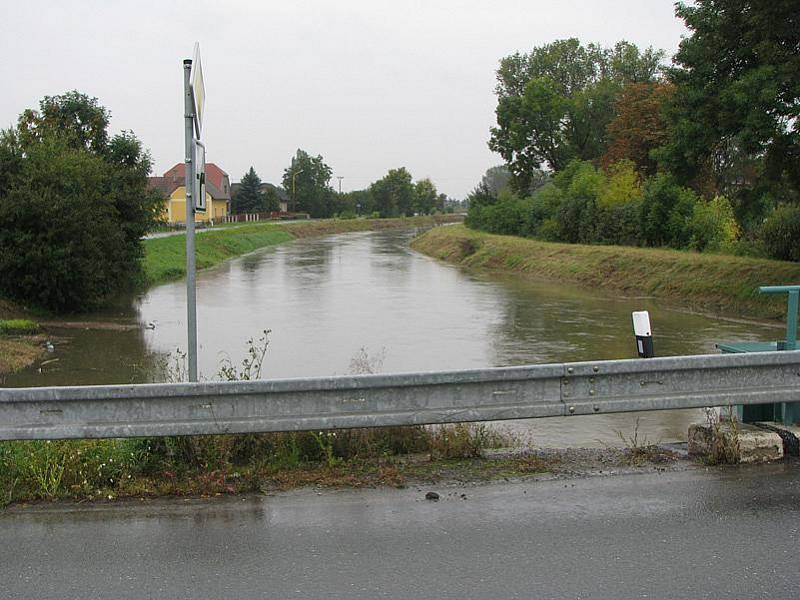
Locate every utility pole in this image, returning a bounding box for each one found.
[337,176,343,195]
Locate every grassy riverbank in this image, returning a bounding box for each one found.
[0,301,44,377]
[143,215,461,286]
[412,225,800,320]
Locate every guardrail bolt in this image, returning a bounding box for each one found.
[568,405,575,414]
[567,367,574,374]
[593,404,600,412]
[593,366,599,373]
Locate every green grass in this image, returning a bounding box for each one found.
[0,319,40,335]
[143,225,294,285]
[412,225,800,320]
[0,318,43,376]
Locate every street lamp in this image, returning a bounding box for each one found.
[292,167,304,213]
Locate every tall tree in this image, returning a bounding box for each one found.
[0,92,161,311]
[281,149,334,218]
[17,91,110,153]
[233,167,263,214]
[602,82,673,176]
[370,168,415,217]
[489,39,664,191]
[262,184,281,212]
[480,165,512,196]
[413,178,438,214]
[659,0,800,204]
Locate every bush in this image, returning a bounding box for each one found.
[0,93,162,312]
[467,191,534,237]
[598,160,642,209]
[689,196,740,252]
[595,199,644,246]
[760,205,800,261]
[641,174,699,247]
[0,138,136,310]
[465,159,749,257]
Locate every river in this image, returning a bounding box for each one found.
[5,228,779,447]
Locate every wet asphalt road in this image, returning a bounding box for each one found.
[2,463,799,600]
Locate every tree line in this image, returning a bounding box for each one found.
[233,152,450,219]
[469,0,800,262]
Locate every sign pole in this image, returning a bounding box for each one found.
[183,58,198,382]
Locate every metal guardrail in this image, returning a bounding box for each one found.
[1,351,799,441]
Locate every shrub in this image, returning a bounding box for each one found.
[0,96,162,312]
[527,184,563,234]
[566,162,604,201]
[467,192,533,237]
[641,174,699,247]
[598,160,643,209]
[689,196,740,252]
[760,205,800,262]
[595,199,644,246]
[552,196,583,243]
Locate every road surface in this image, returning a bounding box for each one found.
[2,462,799,599]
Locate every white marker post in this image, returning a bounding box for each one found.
[632,311,655,358]
[184,43,206,382]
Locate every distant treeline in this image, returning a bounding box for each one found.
[233,153,463,219]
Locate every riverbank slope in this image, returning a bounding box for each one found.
[143,215,461,286]
[411,225,800,321]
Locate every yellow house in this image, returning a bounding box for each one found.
[162,186,228,223]
[149,163,232,224]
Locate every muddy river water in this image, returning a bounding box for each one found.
[5,228,779,446]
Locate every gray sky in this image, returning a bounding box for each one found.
[2,1,687,198]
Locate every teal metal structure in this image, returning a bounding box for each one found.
[719,285,800,424]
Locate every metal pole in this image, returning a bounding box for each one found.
[786,290,798,351]
[183,59,198,382]
[337,176,343,194]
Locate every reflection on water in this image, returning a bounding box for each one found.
[4,229,780,446]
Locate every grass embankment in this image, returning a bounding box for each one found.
[0,300,44,377]
[412,225,800,320]
[143,215,461,286]
[143,225,294,284]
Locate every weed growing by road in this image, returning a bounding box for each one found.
[0,341,510,505]
[613,418,675,466]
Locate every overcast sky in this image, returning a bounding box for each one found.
[2,1,688,198]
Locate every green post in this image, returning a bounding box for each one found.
[720,285,800,425]
[785,289,798,351]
